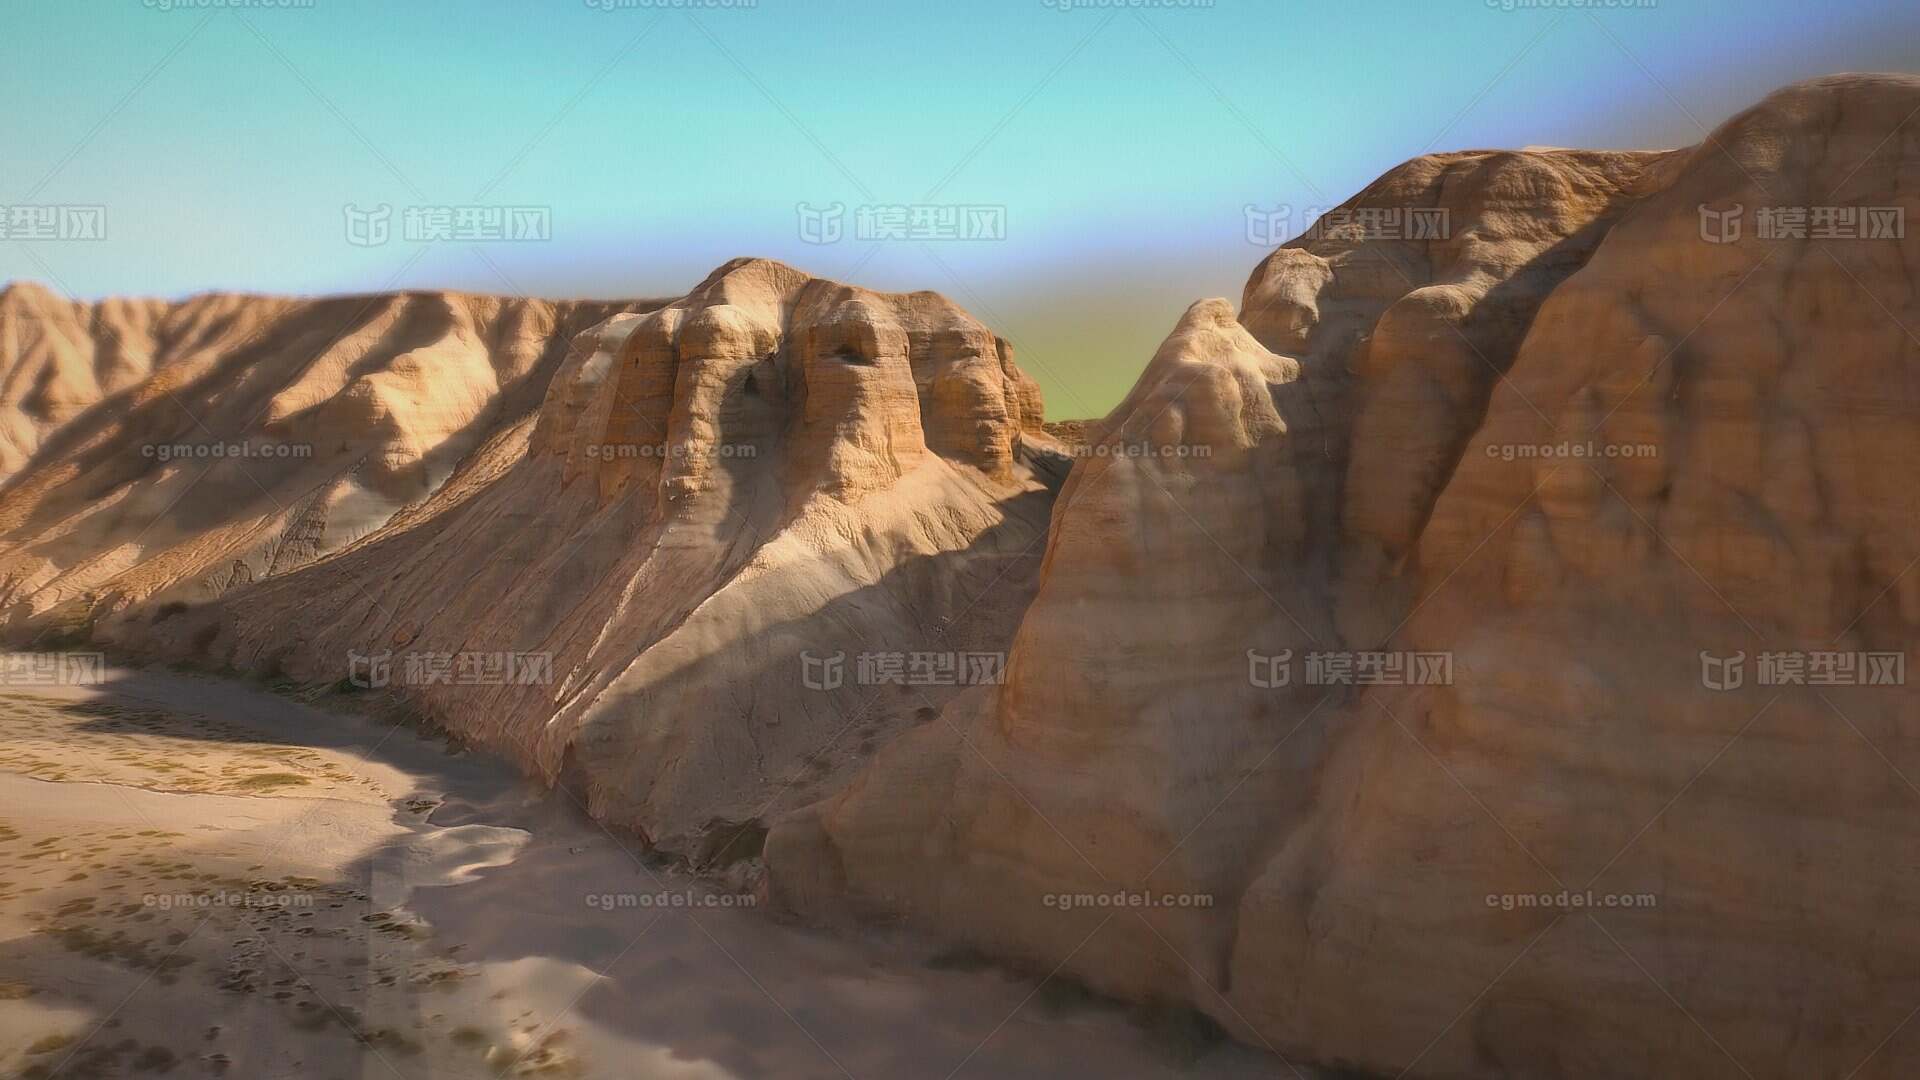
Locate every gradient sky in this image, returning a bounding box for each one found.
[3,0,1917,417]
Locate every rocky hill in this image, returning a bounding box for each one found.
[0,285,664,634]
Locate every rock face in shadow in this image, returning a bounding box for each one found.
[109,258,1057,856]
[0,285,661,634]
[768,74,1920,1078]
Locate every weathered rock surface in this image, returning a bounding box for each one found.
[768,73,1920,1079]
[0,285,661,634]
[105,258,1055,855]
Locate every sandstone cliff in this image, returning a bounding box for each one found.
[768,73,1920,1079]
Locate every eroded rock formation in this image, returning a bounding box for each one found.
[108,258,1057,856]
[768,73,1920,1079]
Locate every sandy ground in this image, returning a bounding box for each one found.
[0,658,1303,1080]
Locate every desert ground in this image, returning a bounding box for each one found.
[0,656,1295,1080]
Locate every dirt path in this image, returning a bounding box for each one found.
[0,658,1297,1079]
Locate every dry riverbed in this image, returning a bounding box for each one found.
[0,657,1298,1079]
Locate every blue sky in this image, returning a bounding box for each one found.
[3,0,1916,414]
